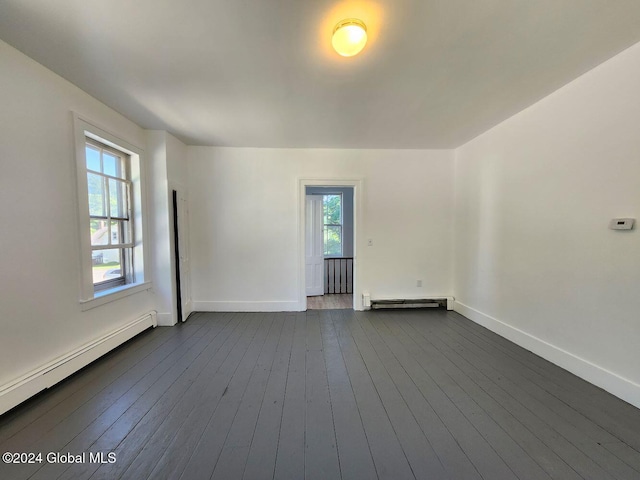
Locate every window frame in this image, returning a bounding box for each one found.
[86,138,134,291]
[322,193,343,257]
[73,114,151,309]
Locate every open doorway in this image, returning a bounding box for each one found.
[303,184,356,310]
[172,189,192,322]
[172,190,183,322]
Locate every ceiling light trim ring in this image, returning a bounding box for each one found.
[333,18,367,35]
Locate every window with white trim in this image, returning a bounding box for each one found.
[85,139,134,291]
[323,194,343,257]
[74,115,148,307]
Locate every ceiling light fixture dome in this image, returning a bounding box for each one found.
[332,18,367,57]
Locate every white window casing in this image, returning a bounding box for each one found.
[73,113,151,309]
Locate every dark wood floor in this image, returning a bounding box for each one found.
[1,309,639,480]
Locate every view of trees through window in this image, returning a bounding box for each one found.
[323,194,342,256]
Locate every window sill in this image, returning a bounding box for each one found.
[80,281,152,311]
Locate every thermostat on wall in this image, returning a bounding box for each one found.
[609,218,635,230]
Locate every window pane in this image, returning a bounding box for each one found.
[323,195,341,225]
[103,152,120,177]
[87,173,105,217]
[90,219,109,246]
[86,145,101,172]
[110,220,129,244]
[109,178,128,219]
[324,225,342,256]
[92,248,122,284]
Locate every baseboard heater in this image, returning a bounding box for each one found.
[371,298,449,310]
[0,311,157,416]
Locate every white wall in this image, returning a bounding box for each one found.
[188,147,454,311]
[454,42,640,407]
[166,133,191,320]
[0,40,156,387]
[147,131,173,325]
[147,131,188,326]
[166,133,188,190]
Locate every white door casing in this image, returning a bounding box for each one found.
[176,190,192,320]
[298,178,362,311]
[305,195,324,296]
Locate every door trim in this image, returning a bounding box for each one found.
[297,178,363,311]
[172,190,183,323]
[169,182,192,322]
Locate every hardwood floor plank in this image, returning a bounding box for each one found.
[344,311,450,479]
[0,309,638,480]
[331,310,415,480]
[320,312,378,480]
[56,313,243,480]
[133,313,259,480]
[353,313,482,480]
[242,314,296,480]
[446,312,640,442]
[408,312,637,479]
[0,324,195,452]
[368,312,519,480]
[602,442,640,473]
[0,321,211,480]
[389,313,585,480]
[405,314,609,478]
[112,314,248,480]
[176,313,276,480]
[210,315,285,480]
[303,311,341,480]
[274,312,307,480]
[0,325,172,444]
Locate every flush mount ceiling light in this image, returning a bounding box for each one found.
[332,18,368,57]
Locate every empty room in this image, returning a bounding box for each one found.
[1,1,639,479]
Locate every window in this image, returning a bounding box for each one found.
[74,115,148,308]
[323,194,342,256]
[86,139,133,291]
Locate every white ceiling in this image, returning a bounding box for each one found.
[2,0,640,148]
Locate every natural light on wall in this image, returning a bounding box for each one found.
[332,18,368,56]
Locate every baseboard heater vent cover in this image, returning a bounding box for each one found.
[370,298,447,310]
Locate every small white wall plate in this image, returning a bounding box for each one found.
[609,218,635,230]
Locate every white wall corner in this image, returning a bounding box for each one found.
[453,301,640,409]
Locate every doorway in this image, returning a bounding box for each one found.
[299,180,361,310]
[172,189,192,322]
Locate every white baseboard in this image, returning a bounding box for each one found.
[0,312,157,416]
[192,300,302,312]
[454,301,640,409]
[156,312,177,326]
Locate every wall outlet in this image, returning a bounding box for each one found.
[609,218,635,230]
[417,280,422,287]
